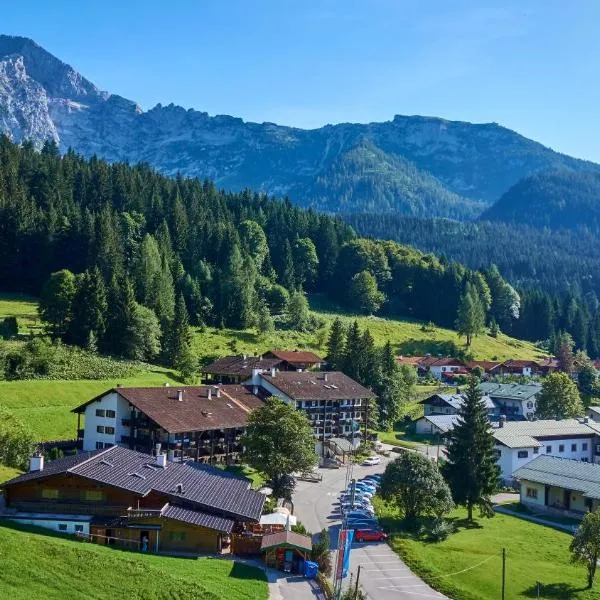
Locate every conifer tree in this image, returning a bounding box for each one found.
[281,240,296,291]
[443,377,500,522]
[39,269,77,340]
[343,320,364,381]
[380,340,397,377]
[70,267,107,347]
[361,329,379,389]
[326,318,346,370]
[167,294,197,380]
[103,274,137,358]
[256,299,275,335]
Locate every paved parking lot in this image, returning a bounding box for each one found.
[293,456,447,600]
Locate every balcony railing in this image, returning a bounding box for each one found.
[124,503,168,519]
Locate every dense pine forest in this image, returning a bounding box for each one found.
[2,135,600,364]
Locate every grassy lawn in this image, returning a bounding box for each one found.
[0,293,42,336]
[375,500,594,600]
[0,465,22,484]
[0,522,268,600]
[0,371,180,441]
[222,464,266,489]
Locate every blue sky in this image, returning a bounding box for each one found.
[3,1,600,161]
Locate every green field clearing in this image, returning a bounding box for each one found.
[0,522,268,600]
[375,500,595,600]
[0,371,180,441]
[0,293,42,335]
[0,465,22,484]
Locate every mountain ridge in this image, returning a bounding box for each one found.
[0,34,598,219]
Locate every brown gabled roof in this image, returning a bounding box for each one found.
[465,360,502,372]
[260,371,374,401]
[265,349,323,365]
[501,359,539,368]
[73,385,264,434]
[396,356,426,366]
[261,530,312,552]
[202,355,281,377]
[428,357,464,367]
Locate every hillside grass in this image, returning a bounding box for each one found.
[193,301,544,364]
[0,293,42,335]
[0,522,268,600]
[0,371,180,441]
[375,500,594,600]
[0,465,22,484]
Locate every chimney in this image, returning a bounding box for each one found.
[29,453,44,472]
[499,414,506,428]
[270,367,276,377]
[164,382,170,387]
[116,383,123,388]
[167,449,175,462]
[177,389,183,402]
[155,442,162,456]
[207,387,212,400]
[253,385,259,396]
[583,417,590,424]
[156,453,167,469]
[215,386,221,398]
[243,353,247,360]
[324,373,328,382]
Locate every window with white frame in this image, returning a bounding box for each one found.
[517,450,528,459]
[526,487,538,499]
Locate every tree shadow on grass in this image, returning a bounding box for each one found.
[230,561,268,582]
[522,582,589,598]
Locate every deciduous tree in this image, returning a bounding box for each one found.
[570,509,600,588]
[242,397,317,499]
[379,452,453,526]
[536,372,583,419]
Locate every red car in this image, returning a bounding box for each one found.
[354,529,388,543]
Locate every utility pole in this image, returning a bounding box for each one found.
[501,548,506,600]
[354,565,361,599]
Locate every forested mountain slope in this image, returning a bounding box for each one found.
[1,35,598,219]
[481,170,600,231]
[346,213,600,297]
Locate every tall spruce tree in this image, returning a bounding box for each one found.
[166,294,197,380]
[443,377,500,522]
[326,318,346,369]
[69,267,107,347]
[103,273,137,358]
[343,320,364,381]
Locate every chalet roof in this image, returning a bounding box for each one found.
[501,359,540,368]
[395,356,425,366]
[72,385,264,434]
[420,414,461,433]
[428,358,464,368]
[464,360,502,371]
[589,406,600,417]
[260,371,373,401]
[493,419,595,449]
[2,446,264,522]
[202,355,281,377]
[265,349,323,364]
[479,382,541,402]
[261,530,312,552]
[419,393,495,411]
[162,504,235,533]
[537,358,559,368]
[514,455,600,500]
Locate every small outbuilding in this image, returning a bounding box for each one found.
[261,530,312,573]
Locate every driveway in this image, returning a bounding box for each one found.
[293,455,448,600]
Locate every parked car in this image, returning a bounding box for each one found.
[344,509,375,519]
[340,501,372,513]
[352,483,376,494]
[362,456,381,466]
[363,474,382,482]
[341,491,373,501]
[343,506,375,517]
[354,529,388,543]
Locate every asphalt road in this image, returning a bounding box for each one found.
[293,455,448,600]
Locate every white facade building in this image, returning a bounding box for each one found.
[494,419,599,483]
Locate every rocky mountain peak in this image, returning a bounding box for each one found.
[0,34,101,101]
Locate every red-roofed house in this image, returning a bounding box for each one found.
[264,349,324,371]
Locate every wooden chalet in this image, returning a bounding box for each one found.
[202,355,281,384]
[263,349,324,371]
[0,446,265,555]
